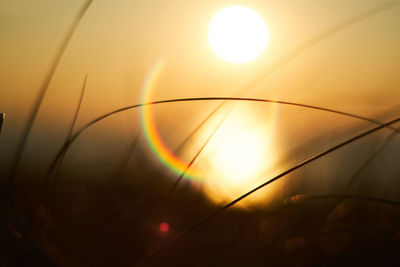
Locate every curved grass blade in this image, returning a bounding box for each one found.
[45,96,400,186]
[66,96,400,147]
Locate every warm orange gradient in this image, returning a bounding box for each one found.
[1,1,399,200]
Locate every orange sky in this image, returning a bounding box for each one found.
[1,0,400,186]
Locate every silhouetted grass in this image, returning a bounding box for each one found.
[167,105,233,196]
[8,0,93,185]
[46,96,400,180]
[138,115,400,265]
[42,96,400,235]
[41,74,88,244]
[113,133,141,186]
[302,126,400,249]
[34,93,399,264]
[344,126,400,192]
[258,126,400,250]
[131,106,233,254]
[0,113,4,135]
[6,1,400,265]
[38,96,400,246]
[4,1,93,239]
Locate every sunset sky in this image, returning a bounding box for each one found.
[1,0,400,191]
[1,2,400,265]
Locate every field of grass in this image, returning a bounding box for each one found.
[1,0,400,266]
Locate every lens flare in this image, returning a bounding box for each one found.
[159,222,170,233]
[201,105,278,207]
[140,59,203,180]
[140,60,279,205]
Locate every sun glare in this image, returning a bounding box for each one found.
[213,131,266,181]
[199,105,277,207]
[208,6,269,63]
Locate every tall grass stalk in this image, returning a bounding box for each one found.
[344,127,400,191]
[0,113,4,135]
[41,75,88,244]
[172,101,226,158]
[167,105,233,196]
[7,0,91,242]
[113,133,141,186]
[8,0,93,184]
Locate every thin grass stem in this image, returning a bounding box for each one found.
[40,74,88,244]
[167,105,233,196]
[344,126,400,191]
[113,133,141,186]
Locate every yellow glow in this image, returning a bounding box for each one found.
[208,6,269,63]
[199,105,277,208]
[213,131,266,182]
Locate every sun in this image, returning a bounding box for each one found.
[208,6,269,64]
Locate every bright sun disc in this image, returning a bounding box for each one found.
[208,6,269,63]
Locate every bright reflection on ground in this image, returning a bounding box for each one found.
[198,104,277,208]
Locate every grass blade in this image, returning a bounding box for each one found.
[167,105,233,196]
[41,74,88,244]
[113,133,141,186]
[0,113,4,135]
[345,126,400,191]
